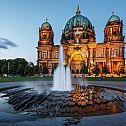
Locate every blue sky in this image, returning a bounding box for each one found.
[0,0,126,64]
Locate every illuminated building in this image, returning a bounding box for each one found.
[37,6,125,75]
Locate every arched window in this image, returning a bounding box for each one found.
[76,69,79,74]
[43,34,46,39]
[76,20,79,26]
[112,49,118,57]
[96,49,103,57]
[42,33,47,40]
[42,51,47,58]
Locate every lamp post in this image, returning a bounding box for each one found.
[8,61,9,76]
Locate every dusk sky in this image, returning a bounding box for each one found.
[0,0,126,64]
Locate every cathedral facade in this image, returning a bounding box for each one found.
[37,6,125,75]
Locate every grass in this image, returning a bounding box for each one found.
[86,76,126,81]
[0,76,126,83]
[0,76,53,82]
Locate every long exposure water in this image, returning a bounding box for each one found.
[0,81,126,126]
[53,45,72,91]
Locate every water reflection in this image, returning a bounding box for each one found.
[63,117,81,126]
[0,93,15,113]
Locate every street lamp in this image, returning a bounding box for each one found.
[8,61,9,76]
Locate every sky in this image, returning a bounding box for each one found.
[0,0,126,64]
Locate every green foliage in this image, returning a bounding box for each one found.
[0,59,6,75]
[92,64,100,76]
[102,65,109,75]
[42,66,49,74]
[24,65,34,76]
[16,58,28,76]
[86,76,126,81]
[0,58,38,76]
[34,65,40,74]
[1,61,8,74]
[0,76,53,83]
[118,67,125,74]
[80,64,88,74]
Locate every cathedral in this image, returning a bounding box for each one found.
[37,6,125,75]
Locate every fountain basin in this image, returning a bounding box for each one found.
[1,85,125,118]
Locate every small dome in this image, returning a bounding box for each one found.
[108,14,120,22]
[41,22,52,29]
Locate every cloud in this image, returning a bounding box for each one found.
[0,38,17,49]
[0,44,8,49]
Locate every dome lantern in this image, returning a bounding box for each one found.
[41,18,52,30]
[39,18,54,45]
[76,4,81,15]
[108,12,120,23]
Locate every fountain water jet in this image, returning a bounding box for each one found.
[78,75,88,90]
[53,45,72,91]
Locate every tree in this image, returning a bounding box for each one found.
[7,59,15,75]
[42,66,49,74]
[0,59,6,76]
[118,66,125,75]
[34,65,40,74]
[80,64,88,75]
[0,58,41,76]
[1,61,8,75]
[92,64,100,76]
[16,58,28,76]
[7,59,18,75]
[102,65,109,76]
[24,65,34,76]
[24,62,35,76]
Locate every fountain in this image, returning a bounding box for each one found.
[53,45,72,91]
[2,85,125,117]
[79,76,88,88]
[0,45,126,118]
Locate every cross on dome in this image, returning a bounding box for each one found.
[76,4,81,15]
[112,11,114,15]
[46,18,48,22]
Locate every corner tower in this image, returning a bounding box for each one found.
[104,12,125,73]
[104,12,124,43]
[37,19,54,74]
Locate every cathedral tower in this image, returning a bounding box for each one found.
[37,19,54,74]
[104,12,125,73]
[104,12,124,42]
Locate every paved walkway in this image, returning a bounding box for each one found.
[0,80,126,88]
[0,112,126,126]
[72,79,126,89]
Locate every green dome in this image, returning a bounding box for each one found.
[64,15,93,32]
[108,15,120,22]
[41,22,52,29]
